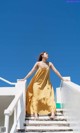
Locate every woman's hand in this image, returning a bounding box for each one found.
[62,78,70,81]
[18,78,26,81]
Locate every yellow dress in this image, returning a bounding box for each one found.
[26,67,56,115]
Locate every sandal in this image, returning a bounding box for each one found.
[34,114,38,120]
[50,113,55,120]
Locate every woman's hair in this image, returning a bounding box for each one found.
[38,51,47,61]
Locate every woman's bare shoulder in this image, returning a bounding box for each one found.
[35,61,41,66]
[36,61,40,64]
[49,62,54,67]
[49,61,52,65]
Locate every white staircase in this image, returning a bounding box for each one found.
[16,109,73,133]
[1,77,80,133]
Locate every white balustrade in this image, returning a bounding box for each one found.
[0,77,26,133]
[61,79,80,133]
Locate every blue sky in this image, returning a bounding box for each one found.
[0,0,80,91]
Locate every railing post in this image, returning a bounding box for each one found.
[4,115,9,133]
[16,80,26,130]
[14,106,17,124]
[17,98,21,129]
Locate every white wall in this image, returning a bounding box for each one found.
[0,87,16,132]
[61,81,80,133]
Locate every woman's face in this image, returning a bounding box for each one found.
[42,52,48,59]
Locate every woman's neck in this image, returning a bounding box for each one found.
[42,58,47,63]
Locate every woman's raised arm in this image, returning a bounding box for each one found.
[20,62,39,81]
[49,62,64,80]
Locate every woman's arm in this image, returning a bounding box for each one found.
[21,62,39,81]
[49,62,64,80]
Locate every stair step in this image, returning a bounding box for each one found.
[26,109,63,117]
[24,120,69,126]
[17,126,73,132]
[17,129,73,132]
[24,123,70,127]
[16,129,74,133]
[16,109,73,133]
[25,115,66,120]
[56,108,63,112]
[26,112,63,117]
[17,131,73,133]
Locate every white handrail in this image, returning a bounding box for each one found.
[0,77,16,85]
[61,80,80,133]
[4,80,26,133]
[4,92,23,133]
[4,91,22,116]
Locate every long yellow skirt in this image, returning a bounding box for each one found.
[26,67,56,115]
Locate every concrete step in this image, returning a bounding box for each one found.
[56,108,63,113]
[25,125,73,131]
[26,112,63,117]
[17,109,73,133]
[24,120,70,126]
[17,128,73,132]
[25,115,66,121]
[17,131,74,133]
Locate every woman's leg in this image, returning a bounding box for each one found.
[32,83,39,118]
[32,96,38,118]
[49,104,56,119]
[50,109,55,119]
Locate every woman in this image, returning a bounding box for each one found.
[21,52,67,119]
